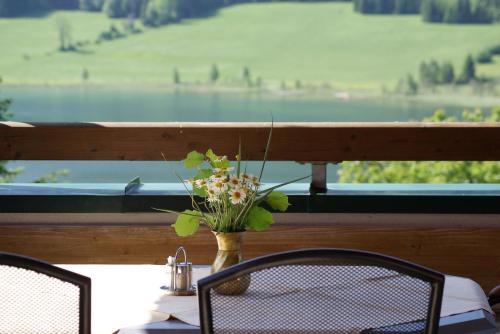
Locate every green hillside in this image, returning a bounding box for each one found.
[0,2,499,90]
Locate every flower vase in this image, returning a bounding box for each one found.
[211,231,251,295]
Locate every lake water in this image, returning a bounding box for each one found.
[4,86,464,183]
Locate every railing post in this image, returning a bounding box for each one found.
[310,162,327,194]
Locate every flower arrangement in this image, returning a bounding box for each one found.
[162,133,307,237]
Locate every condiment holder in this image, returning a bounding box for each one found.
[162,246,196,296]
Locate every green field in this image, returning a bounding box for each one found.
[0,2,499,90]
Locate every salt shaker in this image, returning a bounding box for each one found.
[164,246,195,296]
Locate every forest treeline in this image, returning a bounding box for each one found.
[354,0,500,24]
[0,0,499,25]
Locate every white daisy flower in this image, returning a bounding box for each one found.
[210,174,224,182]
[251,176,260,188]
[212,181,228,193]
[206,188,220,203]
[240,173,254,184]
[195,179,207,188]
[229,187,246,205]
[241,173,251,181]
[228,175,240,188]
[207,195,220,203]
[214,166,234,173]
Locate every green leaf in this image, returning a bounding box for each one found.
[206,149,218,162]
[193,185,207,197]
[258,118,273,181]
[246,206,274,231]
[192,168,211,197]
[215,159,230,169]
[194,168,212,180]
[172,210,201,237]
[266,191,289,212]
[236,137,241,177]
[206,149,230,168]
[184,151,204,168]
[257,175,310,195]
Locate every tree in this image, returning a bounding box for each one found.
[355,0,421,14]
[375,0,395,13]
[421,0,442,22]
[0,78,12,121]
[337,107,500,183]
[458,54,475,83]
[489,44,500,55]
[443,2,459,23]
[209,63,219,83]
[82,68,89,82]
[120,0,145,18]
[103,0,124,17]
[427,59,440,83]
[34,169,70,183]
[142,0,179,26]
[44,0,79,9]
[0,0,45,17]
[456,0,472,23]
[473,0,494,23]
[419,61,430,85]
[419,60,441,86]
[354,0,377,13]
[103,0,145,18]
[173,67,180,84]
[242,66,251,86]
[56,17,72,51]
[0,78,23,183]
[405,74,418,95]
[422,0,480,24]
[439,61,454,84]
[79,0,104,11]
[255,76,262,88]
[0,78,69,183]
[476,50,493,63]
[394,0,421,14]
[479,0,500,23]
[420,60,454,85]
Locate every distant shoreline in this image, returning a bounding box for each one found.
[3,82,500,108]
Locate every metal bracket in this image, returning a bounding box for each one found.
[125,177,142,195]
[306,161,342,194]
[309,163,327,194]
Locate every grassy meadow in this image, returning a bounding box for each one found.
[0,2,499,91]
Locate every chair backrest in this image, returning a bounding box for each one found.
[198,248,444,334]
[0,252,91,334]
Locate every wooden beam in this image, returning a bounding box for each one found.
[1,122,499,161]
[0,220,498,291]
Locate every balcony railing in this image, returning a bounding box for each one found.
[0,121,499,291]
[1,121,499,161]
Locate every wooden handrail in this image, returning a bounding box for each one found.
[1,121,499,161]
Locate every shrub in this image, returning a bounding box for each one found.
[489,44,500,55]
[477,50,493,64]
[338,107,500,183]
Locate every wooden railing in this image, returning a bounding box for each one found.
[1,121,500,161]
[1,121,500,291]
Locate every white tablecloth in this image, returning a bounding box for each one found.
[59,265,493,334]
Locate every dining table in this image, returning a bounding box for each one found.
[58,264,497,334]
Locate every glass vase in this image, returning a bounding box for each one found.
[211,231,250,295]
